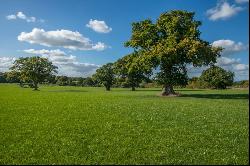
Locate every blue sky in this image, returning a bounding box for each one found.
[0,0,249,80]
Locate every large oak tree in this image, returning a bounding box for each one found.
[125,10,222,96]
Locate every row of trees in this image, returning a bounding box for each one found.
[1,64,241,90]
[232,80,249,88]
[93,63,236,91]
[0,71,98,87]
[2,10,245,94]
[2,64,246,90]
[92,58,151,91]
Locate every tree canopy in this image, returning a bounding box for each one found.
[92,63,115,91]
[125,10,222,95]
[199,65,234,89]
[114,52,151,91]
[9,56,58,90]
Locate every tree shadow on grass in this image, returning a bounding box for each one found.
[111,89,161,92]
[176,89,206,92]
[136,89,205,92]
[179,93,249,100]
[136,89,162,92]
[48,90,88,93]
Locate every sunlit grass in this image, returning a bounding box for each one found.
[0,84,248,164]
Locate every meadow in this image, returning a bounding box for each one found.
[0,84,249,164]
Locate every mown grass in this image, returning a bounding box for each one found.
[0,84,248,164]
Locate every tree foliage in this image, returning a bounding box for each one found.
[233,80,249,88]
[56,76,69,86]
[199,66,234,89]
[9,56,58,90]
[82,77,99,87]
[114,52,151,91]
[0,72,8,83]
[125,10,222,95]
[92,63,115,91]
[186,77,202,89]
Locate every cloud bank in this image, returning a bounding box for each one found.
[18,28,108,51]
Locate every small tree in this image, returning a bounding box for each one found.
[92,63,115,91]
[9,56,58,90]
[125,10,222,96]
[82,77,95,87]
[114,52,151,91]
[45,75,56,84]
[199,66,234,89]
[186,77,201,89]
[56,76,68,86]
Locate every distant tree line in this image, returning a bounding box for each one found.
[232,80,249,88]
[1,64,247,90]
[0,71,151,88]
[0,72,96,87]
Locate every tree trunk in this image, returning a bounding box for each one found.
[161,84,175,96]
[33,82,39,91]
[132,86,135,91]
[106,86,110,91]
[19,82,23,88]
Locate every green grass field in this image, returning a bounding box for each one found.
[0,84,249,164]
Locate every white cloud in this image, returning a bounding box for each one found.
[92,42,110,50]
[57,62,99,77]
[23,49,67,57]
[207,1,243,21]
[212,39,248,56]
[234,63,249,71]
[6,15,16,20]
[86,19,112,33]
[17,12,26,20]
[216,56,241,66]
[235,0,249,4]
[23,49,99,77]
[6,11,42,23]
[18,28,108,51]
[0,57,16,72]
